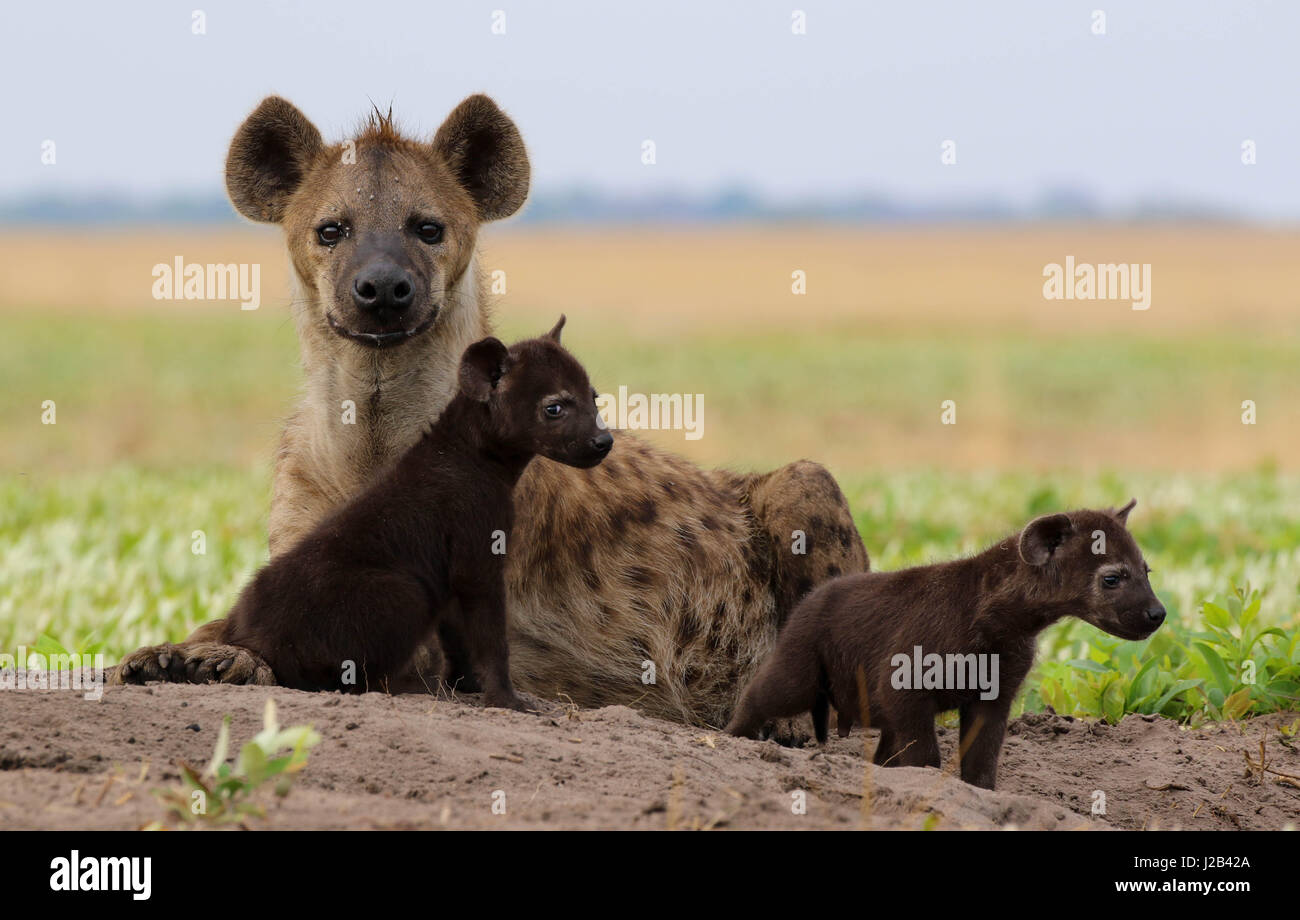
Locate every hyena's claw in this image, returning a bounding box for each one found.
[184,643,276,685]
[110,644,189,685]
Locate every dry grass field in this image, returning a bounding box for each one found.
[2,225,1298,474]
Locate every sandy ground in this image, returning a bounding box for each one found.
[2,682,1297,830]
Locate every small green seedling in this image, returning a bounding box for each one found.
[150,698,320,828]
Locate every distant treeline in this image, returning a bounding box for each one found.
[0,187,1239,226]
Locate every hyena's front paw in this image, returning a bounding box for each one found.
[111,643,189,684]
[763,717,812,748]
[182,643,276,685]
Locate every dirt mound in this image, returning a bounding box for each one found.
[1,682,1296,830]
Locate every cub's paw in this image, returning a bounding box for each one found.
[111,644,189,685]
[182,644,276,685]
[440,673,483,695]
[483,690,542,713]
[512,691,552,714]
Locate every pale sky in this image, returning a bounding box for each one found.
[3,0,1296,218]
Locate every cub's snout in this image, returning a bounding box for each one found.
[565,430,614,469]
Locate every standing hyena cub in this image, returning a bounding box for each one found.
[222,318,609,707]
[727,500,1165,788]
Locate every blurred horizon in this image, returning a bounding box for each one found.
[0,185,1269,227]
[4,1,1299,222]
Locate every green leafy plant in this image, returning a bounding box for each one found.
[1192,585,1300,716]
[1025,584,1300,724]
[27,633,104,667]
[151,698,320,827]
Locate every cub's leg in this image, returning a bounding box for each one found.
[876,702,940,769]
[958,697,1013,790]
[435,599,481,694]
[725,642,819,739]
[453,591,528,711]
[811,691,830,744]
[872,726,897,765]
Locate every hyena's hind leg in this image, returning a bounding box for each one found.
[738,460,869,623]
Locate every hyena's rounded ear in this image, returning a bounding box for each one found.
[546,314,566,344]
[1113,498,1137,525]
[432,94,530,222]
[1018,513,1077,566]
[458,337,513,402]
[225,96,324,223]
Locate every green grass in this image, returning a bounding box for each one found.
[0,465,270,656]
[5,311,1300,473]
[3,464,1297,724]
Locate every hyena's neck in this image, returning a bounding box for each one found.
[970,542,1080,639]
[292,257,492,478]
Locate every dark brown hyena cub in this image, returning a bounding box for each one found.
[726,501,1165,789]
[220,316,611,709]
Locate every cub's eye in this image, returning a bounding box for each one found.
[1102,573,1121,588]
[414,221,444,244]
[544,403,564,418]
[317,223,343,245]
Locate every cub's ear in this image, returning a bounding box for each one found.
[458,337,513,402]
[1018,513,1077,566]
[432,94,530,222]
[1113,498,1137,525]
[546,314,566,344]
[226,96,324,223]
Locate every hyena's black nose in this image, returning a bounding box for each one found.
[590,432,613,456]
[353,262,415,314]
[1145,605,1166,627]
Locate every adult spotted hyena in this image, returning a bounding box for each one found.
[114,94,868,727]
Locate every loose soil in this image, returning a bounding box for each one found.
[2,682,1297,830]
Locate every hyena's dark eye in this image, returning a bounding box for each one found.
[1102,573,1121,588]
[317,223,343,245]
[414,221,444,244]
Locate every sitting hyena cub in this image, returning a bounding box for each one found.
[726,500,1165,788]
[220,317,611,709]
